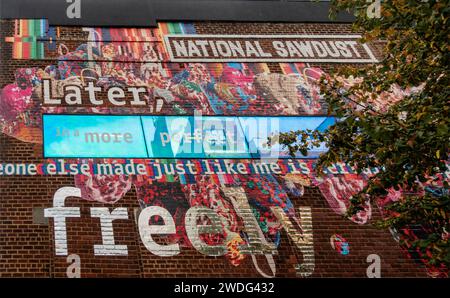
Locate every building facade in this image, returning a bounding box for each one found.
[0,0,441,278]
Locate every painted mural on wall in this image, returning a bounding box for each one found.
[1,20,449,278]
[2,21,328,145]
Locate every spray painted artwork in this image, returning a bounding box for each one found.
[1,20,448,278]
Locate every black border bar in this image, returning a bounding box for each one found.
[0,0,354,27]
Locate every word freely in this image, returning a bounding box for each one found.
[45,186,315,278]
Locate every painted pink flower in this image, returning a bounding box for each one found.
[0,84,33,121]
[74,174,132,204]
[316,175,372,224]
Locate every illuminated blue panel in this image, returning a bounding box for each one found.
[239,116,336,158]
[43,115,148,158]
[141,116,251,158]
[43,115,336,159]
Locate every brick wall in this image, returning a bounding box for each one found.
[0,19,429,278]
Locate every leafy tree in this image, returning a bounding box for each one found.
[275,0,449,276]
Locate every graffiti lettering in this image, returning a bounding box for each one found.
[271,206,315,277]
[139,206,180,257]
[90,207,129,256]
[42,79,151,107]
[45,186,316,277]
[185,207,228,256]
[44,187,81,256]
[165,35,378,63]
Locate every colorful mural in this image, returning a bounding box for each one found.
[330,234,350,255]
[1,20,449,278]
[2,22,329,144]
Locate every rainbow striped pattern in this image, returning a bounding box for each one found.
[5,19,48,59]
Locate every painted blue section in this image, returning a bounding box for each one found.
[317,117,336,132]
[43,115,335,158]
[239,116,334,158]
[141,116,251,158]
[43,115,148,158]
[228,63,243,70]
